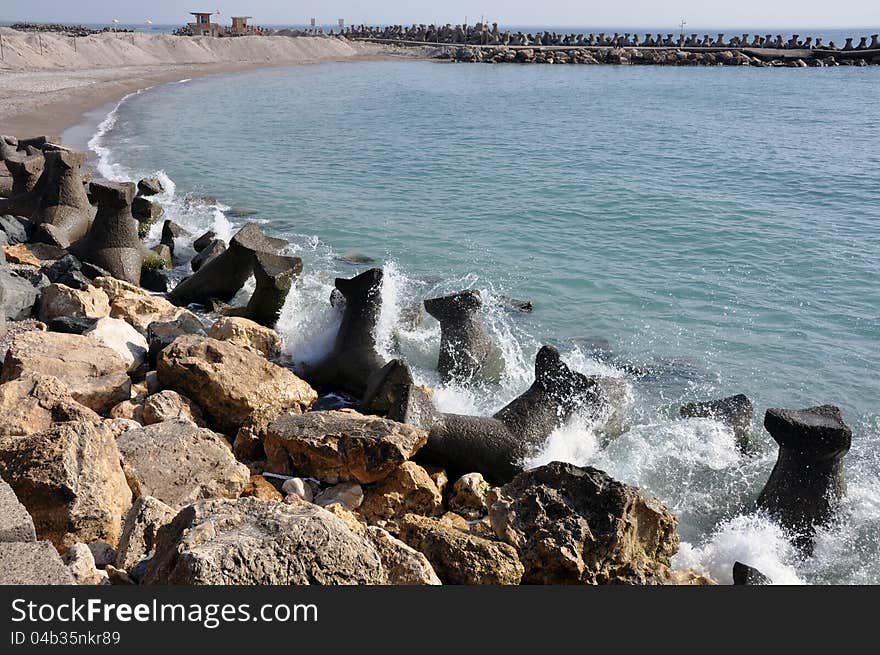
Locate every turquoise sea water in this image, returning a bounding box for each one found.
[78,60,880,584]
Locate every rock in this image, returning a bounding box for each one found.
[144,498,387,585]
[87,542,116,568]
[192,230,216,252]
[44,254,89,290]
[665,569,717,585]
[142,390,205,426]
[360,461,444,525]
[115,495,176,571]
[756,405,852,549]
[157,335,316,437]
[680,393,753,448]
[117,419,250,508]
[169,222,286,307]
[47,316,97,334]
[1,330,131,413]
[64,542,103,585]
[0,541,76,584]
[0,214,30,244]
[208,315,282,357]
[140,267,169,293]
[0,372,100,437]
[366,526,441,585]
[439,512,470,531]
[105,564,135,585]
[449,472,491,519]
[109,398,145,424]
[74,181,143,284]
[190,238,225,272]
[0,421,131,551]
[488,462,679,585]
[281,477,313,502]
[241,475,283,501]
[398,513,523,585]
[241,252,302,327]
[265,410,428,483]
[3,243,42,267]
[315,482,364,510]
[95,276,192,334]
[0,474,36,542]
[136,177,163,197]
[149,243,173,269]
[36,283,110,323]
[733,561,772,585]
[31,147,96,248]
[0,264,40,320]
[84,317,148,373]
[146,314,206,366]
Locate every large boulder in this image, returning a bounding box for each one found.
[142,390,205,426]
[83,316,148,373]
[1,330,131,413]
[144,498,387,585]
[0,264,40,320]
[157,335,316,437]
[207,315,282,357]
[0,372,100,437]
[0,541,75,584]
[35,283,111,322]
[115,495,177,571]
[0,421,132,551]
[117,419,250,508]
[365,526,441,585]
[31,147,96,248]
[398,513,523,585]
[756,405,852,550]
[265,409,428,483]
[488,462,679,585]
[0,475,36,542]
[145,313,206,367]
[74,181,143,284]
[168,222,287,307]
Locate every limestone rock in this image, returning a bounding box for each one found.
[241,475,283,501]
[208,315,282,357]
[64,542,104,585]
[281,477,313,503]
[0,541,75,584]
[109,398,145,424]
[488,462,679,585]
[265,409,428,483]
[399,513,523,585]
[449,472,491,519]
[360,461,444,525]
[84,316,148,373]
[0,475,36,542]
[0,372,100,437]
[315,482,364,511]
[144,498,387,585]
[36,283,110,322]
[157,335,316,437]
[117,419,250,508]
[142,390,205,426]
[0,421,131,551]
[95,277,191,334]
[115,495,176,571]
[366,526,441,585]
[1,330,131,413]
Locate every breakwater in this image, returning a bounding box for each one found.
[344,24,880,65]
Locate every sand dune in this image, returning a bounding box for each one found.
[0,30,398,135]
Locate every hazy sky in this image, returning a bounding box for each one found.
[2,0,879,29]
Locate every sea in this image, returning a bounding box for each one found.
[63,52,880,585]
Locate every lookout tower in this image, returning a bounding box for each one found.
[230,16,253,36]
[188,11,221,37]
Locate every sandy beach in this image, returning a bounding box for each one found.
[0,29,401,135]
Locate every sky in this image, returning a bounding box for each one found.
[1,0,879,30]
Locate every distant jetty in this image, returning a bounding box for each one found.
[345,23,880,66]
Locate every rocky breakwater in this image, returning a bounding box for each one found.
[0,133,850,586]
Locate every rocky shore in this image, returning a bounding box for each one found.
[345,23,880,67]
[0,133,856,585]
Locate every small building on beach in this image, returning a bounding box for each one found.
[188,12,221,37]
